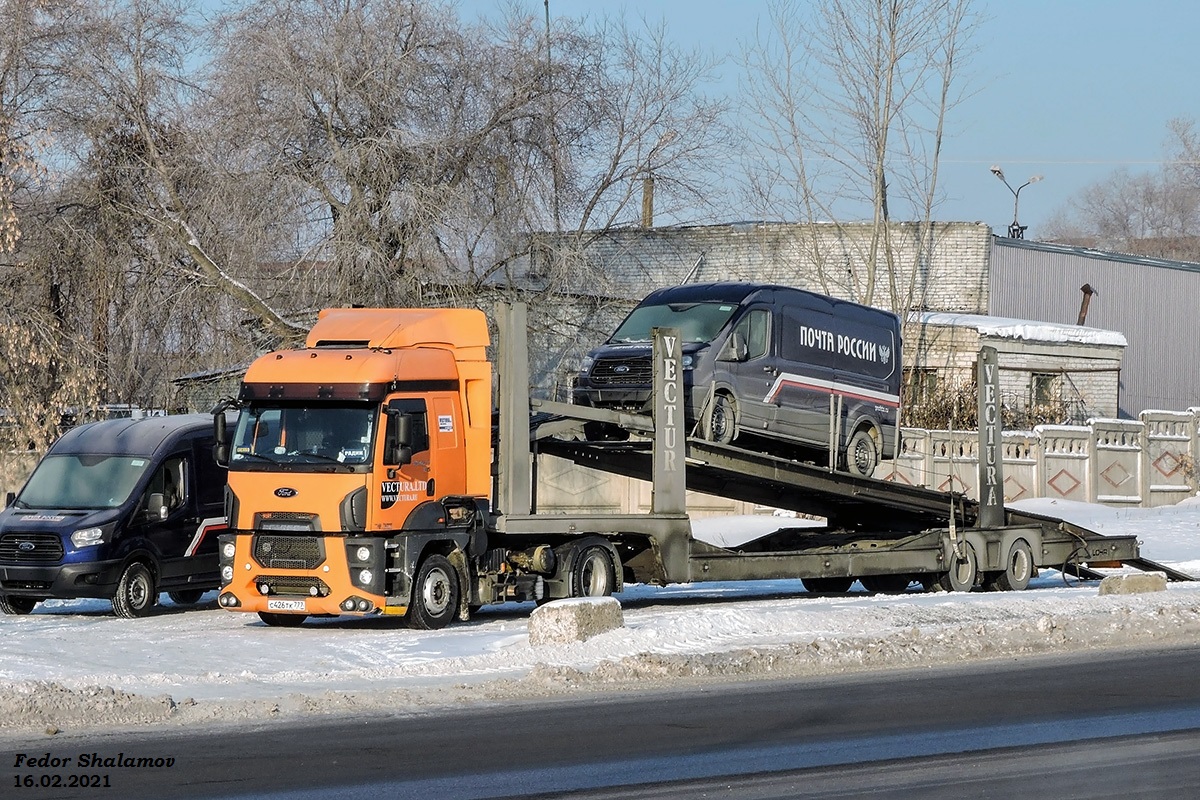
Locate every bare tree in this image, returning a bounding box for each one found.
[738,0,978,313]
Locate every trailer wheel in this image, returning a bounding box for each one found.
[0,595,39,615]
[258,612,307,627]
[705,394,738,445]
[409,554,460,630]
[571,546,616,598]
[987,539,1034,592]
[936,543,978,592]
[845,429,879,477]
[168,590,205,605]
[860,574,912,594]
[800,577,854,594]
[112,562,157,618]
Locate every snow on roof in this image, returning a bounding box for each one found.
[912,312,1127,347]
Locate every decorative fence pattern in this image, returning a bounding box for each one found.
[882,409,1200,508]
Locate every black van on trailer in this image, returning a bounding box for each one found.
[573,282,902,475]
[0,414,227,617]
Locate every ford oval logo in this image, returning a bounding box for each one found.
[274,487,298,498]
[18,541,35,552]
[613,364,630,373]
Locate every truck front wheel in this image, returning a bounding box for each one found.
[571,546,615,598]
[0,595,38,614]
[112,562,157,618]
[409,554,459,630]
[258,612,307,627]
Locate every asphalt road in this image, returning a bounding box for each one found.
[6,645,1200,800]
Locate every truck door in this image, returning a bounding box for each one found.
[375,398,433,528]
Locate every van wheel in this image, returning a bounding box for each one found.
[408,554,459,630]
[0,595,39,615]
[845,429,879,476]
[168,590,205,605]
[112,562,157,618]
[706,394,738,445]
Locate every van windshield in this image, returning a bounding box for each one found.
[17,454,151,510]
[609,301,740,344]
[230,403,375,468]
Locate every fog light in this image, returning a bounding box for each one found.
[341,599,355,611]
[309,586,319,597]
[358,569,373,585]
[356,546,371,562]
[258,583,271,595]
[356,599,370,612]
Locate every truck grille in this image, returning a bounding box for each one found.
[590,357,652,386]
[257,575,331,597]
[253,535,324,570]
[0,532,64,564]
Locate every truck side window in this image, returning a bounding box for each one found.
[384,399,429,466]
[735,309,770,360]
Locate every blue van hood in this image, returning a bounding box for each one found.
[587,340,709,359]
[0,505,123,534]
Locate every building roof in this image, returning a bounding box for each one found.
[913,312,1127,348]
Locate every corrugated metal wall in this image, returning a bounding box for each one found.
[989,238,1200,416]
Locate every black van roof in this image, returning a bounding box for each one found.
[49,414,213,457]
[640,282,897,320]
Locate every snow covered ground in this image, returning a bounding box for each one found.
[3,496,1200,737]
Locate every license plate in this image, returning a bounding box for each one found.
[267,599,307,612]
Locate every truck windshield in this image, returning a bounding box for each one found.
[609,301,740,344]
[17,454,151,510]
[230,404,375,467]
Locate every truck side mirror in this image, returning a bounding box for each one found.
[383,408,414,466]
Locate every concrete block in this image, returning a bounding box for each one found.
[1098,572,1168,596]
[529,597,624,645]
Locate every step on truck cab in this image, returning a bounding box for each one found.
[573,282,902,476]
[0,414,228,616]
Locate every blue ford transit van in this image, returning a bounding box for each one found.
[573,282,902,475]
[0,414,227,617]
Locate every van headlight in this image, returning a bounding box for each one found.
[681,354,694,370]
[70,527,106,548]
[579,355,595,373]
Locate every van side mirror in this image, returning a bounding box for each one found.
[5,491,13,508]
[718,332,749,362]
[147,492,168,520]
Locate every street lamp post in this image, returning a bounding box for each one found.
[990,165,1043,239]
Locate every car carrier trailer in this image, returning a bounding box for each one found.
[212,302,1181,629]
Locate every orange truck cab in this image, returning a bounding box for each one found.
[215,308,497,628]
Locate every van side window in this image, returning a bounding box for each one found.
[145,456,187,515]
[734,309,770,360]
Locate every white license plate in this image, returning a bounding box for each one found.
[266,599,307,612]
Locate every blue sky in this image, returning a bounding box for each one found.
[465,0,1200,237]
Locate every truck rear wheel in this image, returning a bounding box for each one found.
[571,546,615,598]
[936,543,978,592]
[409,554,459,630]
[800,577,854,594]
[112,562,157,618]
[860,574,912,593]
[0,595,38,614]
[258,612,307,627]
[986,539,1034,592]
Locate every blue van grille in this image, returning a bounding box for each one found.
[253,534,324,570]
[0,532,64,564]
[591,357,652,386]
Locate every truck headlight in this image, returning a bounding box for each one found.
[70,527,106,548]
[222,542,236,559]
[356,546,371,562]
[358,569,373,585]
[221,565,234,582]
